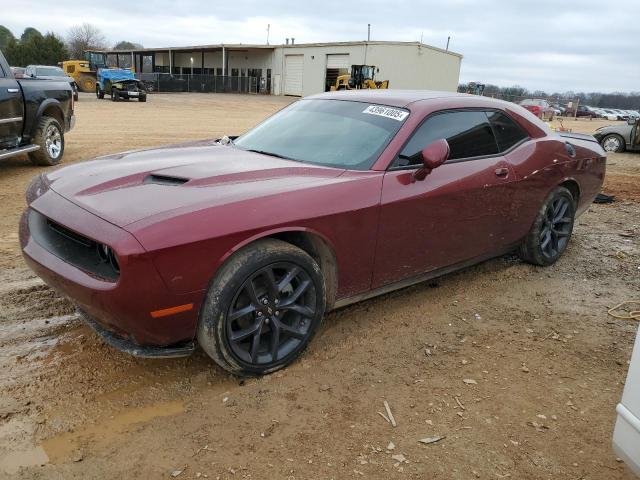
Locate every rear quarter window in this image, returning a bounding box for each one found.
[486,111,528,152]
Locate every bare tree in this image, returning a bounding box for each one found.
[66,23,106,59]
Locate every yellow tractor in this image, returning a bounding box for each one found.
[60,51,110,93]
[330,65,389,91]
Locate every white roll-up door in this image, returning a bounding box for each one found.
[284,55,304,96]
[326,54,350,69]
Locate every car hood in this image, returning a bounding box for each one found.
[45,141,346,227]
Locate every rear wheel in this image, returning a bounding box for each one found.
[77,74,96,93]
[601,134,625,153]
[28,116,64,166]
[520,186,575,266]
[197,239,326,376]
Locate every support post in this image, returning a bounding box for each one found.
[222,46,226,76]
[169,49,173,74]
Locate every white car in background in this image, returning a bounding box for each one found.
[601,109,621,121]
[614,326,640,475]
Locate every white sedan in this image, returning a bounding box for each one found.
[614,324,640,475]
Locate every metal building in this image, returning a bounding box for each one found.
[104,40,462,96]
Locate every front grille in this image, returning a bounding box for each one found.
[29,210,120,281]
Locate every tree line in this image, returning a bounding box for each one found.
[0,23,142,67]
[458,82,640,110]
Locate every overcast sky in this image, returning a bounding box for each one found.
[7,0,638,92]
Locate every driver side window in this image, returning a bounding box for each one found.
[397,110,499,167]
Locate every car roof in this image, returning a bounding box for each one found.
[306,89,462,108]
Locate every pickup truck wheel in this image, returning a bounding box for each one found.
[28,116,64,166]
[519,186,575,266]
[197,239,326,376]
[601,134,625,153]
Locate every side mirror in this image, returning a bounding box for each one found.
[413,139,450,181]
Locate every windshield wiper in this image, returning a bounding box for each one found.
[245,149,295,161]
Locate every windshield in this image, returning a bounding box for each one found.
[36,67,65,76]
[234,99,408,170]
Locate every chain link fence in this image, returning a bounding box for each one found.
[135,73,270,94]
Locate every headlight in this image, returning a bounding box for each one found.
[113,83,123,89]
[97,243,120,274]
[25,173,51,204]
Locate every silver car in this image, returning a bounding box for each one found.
[593,118,640,153]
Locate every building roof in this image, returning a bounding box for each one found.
[103,40,462,58]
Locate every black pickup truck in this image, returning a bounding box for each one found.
[0,50,75,166]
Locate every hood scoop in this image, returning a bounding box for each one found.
[143,174,189,186]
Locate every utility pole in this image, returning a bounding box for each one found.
[446,36,450,51]
[367,24,371,41]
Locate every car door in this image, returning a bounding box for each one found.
[372,110,517,288]
[0,63,24,149]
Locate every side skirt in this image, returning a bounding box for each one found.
[331,246,518,311]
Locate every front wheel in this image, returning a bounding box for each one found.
[601,134,625,153]
[28,116,65,166]
[197,239,326,376]
[111,88,119,102]
[519,186,575,266]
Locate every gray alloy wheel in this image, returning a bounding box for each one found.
[519,186,575,266]
[197,238,326,376]
[601,134,625,153]
[28,116,65,166]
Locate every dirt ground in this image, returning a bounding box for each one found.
[0,93,638,479]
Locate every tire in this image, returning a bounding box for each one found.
[138,96,146,102]
[27,116,64,166]
[519,186,575,266]
[197,239,326,376]
[111,88,119,102]
[96,86,104,99]
[601,134,625,153]
[77,74,96,93]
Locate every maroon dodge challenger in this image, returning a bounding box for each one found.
[20,90,606,375]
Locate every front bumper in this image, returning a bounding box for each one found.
[116,89,147,99]
[79,309,194,358]
[20,189,203,350]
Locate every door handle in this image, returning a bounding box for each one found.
[495,167,509,177]
[7,88,19,93]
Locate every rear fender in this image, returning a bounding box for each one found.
[33,99,64,133]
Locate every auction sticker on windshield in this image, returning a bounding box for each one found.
[362,105,409,121]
